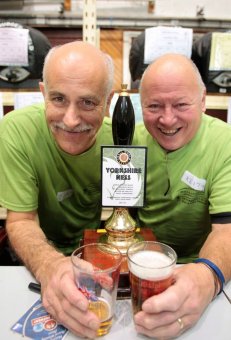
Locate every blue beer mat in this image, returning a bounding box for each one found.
[11,298,68,339]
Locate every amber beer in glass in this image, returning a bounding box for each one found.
[72,243,122,336]
[127,241,177,314]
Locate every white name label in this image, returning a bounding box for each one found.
[57,189,73,202]
[181,171,206,192]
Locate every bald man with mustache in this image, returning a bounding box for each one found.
[0,41,114,338]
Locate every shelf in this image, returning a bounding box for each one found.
[1,91,229,111]
[206,95,230,110]
[0,12,231,30]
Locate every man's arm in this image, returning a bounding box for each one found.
[6,210,65,281]
[199,223,231,283]
[6,210,100,338]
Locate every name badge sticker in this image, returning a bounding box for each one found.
[181,171,206,192]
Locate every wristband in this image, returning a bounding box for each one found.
[194,258,225,295]
[196,261,220,299]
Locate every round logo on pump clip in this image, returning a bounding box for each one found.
[117,150,131,165]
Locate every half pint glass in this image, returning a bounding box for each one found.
[71,243,122,336]
[127,241,177,314]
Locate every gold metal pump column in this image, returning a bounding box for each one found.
[104,84,140,254]
[104,207,137,254]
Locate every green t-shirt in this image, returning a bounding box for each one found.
[134,114,231,263]
[0,104,113,254]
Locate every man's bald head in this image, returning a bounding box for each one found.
[43,41,114,97]
[140,53,205,98]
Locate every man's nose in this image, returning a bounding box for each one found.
[159,105,177,125]
[62,104,81,128]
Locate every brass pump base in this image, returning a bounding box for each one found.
[101,207,142,254]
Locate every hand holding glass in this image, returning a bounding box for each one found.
[127,241,177,314]
[71,243,122,336]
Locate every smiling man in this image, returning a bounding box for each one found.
[0,41,114,338]
[140,54,205,152]
[133,54,231,338]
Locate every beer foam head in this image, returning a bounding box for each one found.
[128,250,175,280]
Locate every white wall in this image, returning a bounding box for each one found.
[155,0,231,20]
[73,1,231,20]
[19,1,231,21]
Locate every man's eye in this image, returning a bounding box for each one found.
[148,104,161,112]
[79,99,96,111]
[176,103,189,111]
[84,99,94,107]
[52,96,64,103]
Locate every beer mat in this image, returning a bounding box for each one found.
[11,298,68,339]
[114,299,133,327]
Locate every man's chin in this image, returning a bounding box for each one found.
[58,144,84,155]
[158,139,183,152]
[56,138,96,155]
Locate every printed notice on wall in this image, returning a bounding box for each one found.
[209,32,231,71]
[0,28,29,66]
[144,26,193,64]
[14,92,44,110]
[101,146,147,207]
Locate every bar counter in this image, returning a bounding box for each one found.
[0,266,230,339]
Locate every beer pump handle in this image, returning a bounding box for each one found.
[112,84,135,146]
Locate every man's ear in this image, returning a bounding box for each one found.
[39,82,45,98]
[201,88,207,113]
[105,90,115,117]
[107,90,114,107]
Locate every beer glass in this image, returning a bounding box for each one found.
[71,243,122,336]
[127,241,177,314]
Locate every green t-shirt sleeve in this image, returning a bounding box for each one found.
[209,144,231,215]
[0,131,38,212]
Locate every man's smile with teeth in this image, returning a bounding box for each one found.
[159,128,181,136]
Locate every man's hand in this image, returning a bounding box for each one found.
[6,212,101,338]
[40,256,101,339]
[133,263,215,339]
